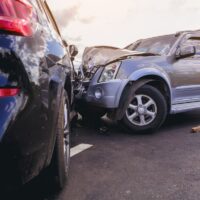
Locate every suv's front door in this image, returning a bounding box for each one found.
[172,36,200,104]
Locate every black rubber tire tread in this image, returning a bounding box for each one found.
[49,91,70,190]
[121,85,167,134]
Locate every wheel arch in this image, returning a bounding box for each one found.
[45,79,64,167]
[136,75,171,112]
[46,76,72,166]
[113,74,171,120]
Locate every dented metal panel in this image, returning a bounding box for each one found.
[82,46,157,71]
[76,30,200,119]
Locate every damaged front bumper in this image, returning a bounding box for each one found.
[75,66,128,109]
[84,79,127,108]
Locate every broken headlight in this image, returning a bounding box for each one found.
[99,62,121,83]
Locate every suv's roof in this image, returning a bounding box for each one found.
[175,29,200,37]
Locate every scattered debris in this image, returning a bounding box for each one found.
[99,126,109,134]
[191,126,200,133]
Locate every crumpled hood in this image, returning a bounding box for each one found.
[82,46,155,69]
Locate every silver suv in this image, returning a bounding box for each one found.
[76,30,200,133]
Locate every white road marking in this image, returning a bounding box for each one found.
[70,144,93,157]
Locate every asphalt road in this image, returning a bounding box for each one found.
[3,110,200,200]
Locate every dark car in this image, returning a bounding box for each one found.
[0,0,78,190]
[76,30,200,133]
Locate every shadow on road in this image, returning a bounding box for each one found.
[2,109,200,200]
[1,172,57,200]
[163,110,200,131]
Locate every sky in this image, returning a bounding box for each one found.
[47,0,200,57]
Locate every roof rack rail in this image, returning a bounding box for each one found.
[175,29,200,37]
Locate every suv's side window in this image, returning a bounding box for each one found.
[181,37,200,58]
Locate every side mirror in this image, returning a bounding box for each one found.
[69,45,79,60]
[176,46,196,59]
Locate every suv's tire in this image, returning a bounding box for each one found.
[121,85,167,133]
[49,91,70,190]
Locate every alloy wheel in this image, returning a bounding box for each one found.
[126,94,157,126]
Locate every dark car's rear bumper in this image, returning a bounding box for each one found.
[0,96,25,141]
[0,143,22,188]
[0,35,41,186]
[0,94,28,186]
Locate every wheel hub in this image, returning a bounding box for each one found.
[137,106,146,115]
[126,94,157,126]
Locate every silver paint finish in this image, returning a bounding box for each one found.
[86,79,127,108]
[126,94,157,126]
[80,30,200,115]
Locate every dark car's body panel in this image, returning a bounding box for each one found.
[0,0,74,186]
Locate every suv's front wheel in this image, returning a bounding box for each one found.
[121,85,167,133]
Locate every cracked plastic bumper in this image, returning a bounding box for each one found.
[84,79,128,108]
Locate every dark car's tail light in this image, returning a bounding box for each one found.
[0,0,33,36]
[0,88,20,97]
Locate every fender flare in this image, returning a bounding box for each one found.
[46,72,72,166]
[114,68,172,109]
[45,79,64,166]
[112,78,155,120]
[129,68,171,88]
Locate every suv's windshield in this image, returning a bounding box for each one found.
[126,35,177,55]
